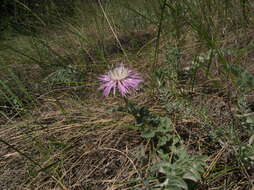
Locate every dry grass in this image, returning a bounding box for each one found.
[0,91,149,189]
[1,27,254,188]
[0,51,158,189]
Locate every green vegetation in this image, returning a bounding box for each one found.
[0,0,254,189]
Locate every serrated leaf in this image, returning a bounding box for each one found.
[158,117,173,133]
[158,134,172,147]
[183,168,201,182]
[167,177,188,190]
[157,150,170,161]
[141,129,155,138]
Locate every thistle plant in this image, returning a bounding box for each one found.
[98,64,206,189]
[98,64,143,97]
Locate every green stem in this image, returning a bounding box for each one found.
[123,97,129,106]
[153,0,168,70]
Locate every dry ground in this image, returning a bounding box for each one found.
[1,26,254,189]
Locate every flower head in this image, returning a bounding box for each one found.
[98,64,143,96]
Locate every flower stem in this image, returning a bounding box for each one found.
[123,97,129,106]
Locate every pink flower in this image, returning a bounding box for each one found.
[98,64,143,96]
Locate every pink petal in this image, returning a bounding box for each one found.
[103,81,117,96]
[117,81,129,96]
[124,78,142,89]
[98,74,111,82]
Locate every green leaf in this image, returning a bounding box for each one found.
[246,115,254,124]
[154,176,188,190]
[157,149,170,161]
[158,134,172,147]
[158,117,173,133]
[167,177,188,190]
[141,129,156,138]
[183,168,201,182]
